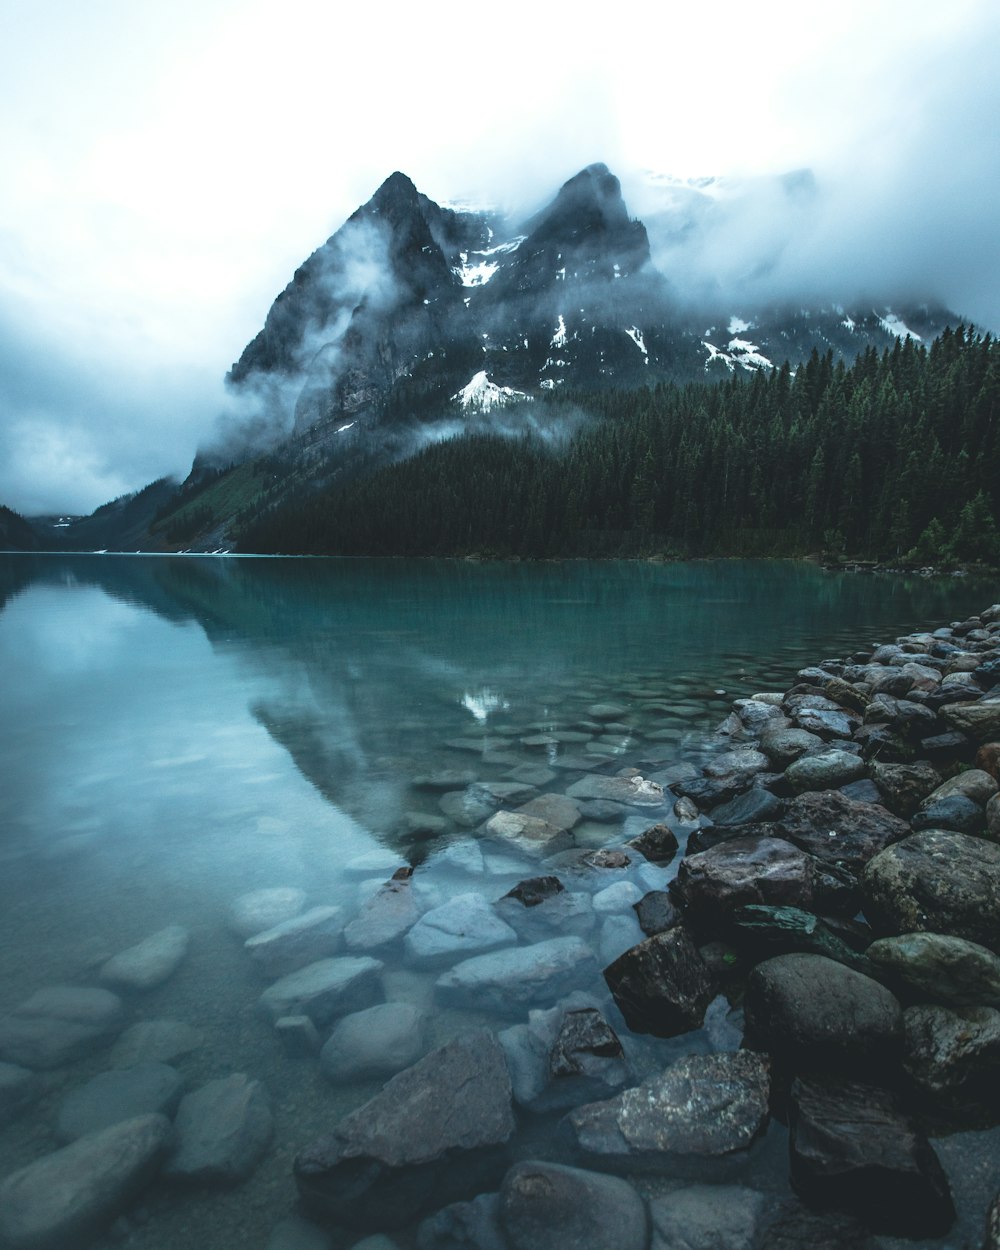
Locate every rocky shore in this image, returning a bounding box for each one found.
[1,603,999,1249]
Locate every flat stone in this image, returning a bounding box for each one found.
[295,1029,516,1229]
[867,932,1000,1007]
[484,810,570,857]
[405,893,518,966]
[577,800,631,823]
[565,775,665,807]
[0,986,125,1070]
[343,880,421,952]
[777,789,909,874]
[245,906,345,978]
[588,703,628,720]
[228,887,307,938]
[649,1184,765,1250]
[412,769,479,792]
[566,1051,771,1163]
[56,1062,184,1142]
[99,925,189,991]
[109,1019,202,1068]
[496,891,596,944]
[603,929,714,1037]
[437,938,598,1014]
[860,830,1000,951]
[0,1063,40,1124]
[517,793,582,832]
[165,1073,273,1184]
[499,1160,647,1250]
[788,1076,954,1236]
[793,707,858,739]
[0,1113,171,1249]
[320,1002,430,1084]
[257,956,384,1026]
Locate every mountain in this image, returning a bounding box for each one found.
[39,162,962,553]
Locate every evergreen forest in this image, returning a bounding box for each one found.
[237,326,1000,564]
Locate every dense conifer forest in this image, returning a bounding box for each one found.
[237,326,1000,564]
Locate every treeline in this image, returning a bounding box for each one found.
[237,325,1000,563]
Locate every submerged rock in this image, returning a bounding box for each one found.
[56,1062,184,1142]
[320,1002,430,1084]
[245,906,345,978]
[0,1113,171,1249]
[648,1183,765,1250]
[99,925,189,991]
[295,1029,516,1229]
[165,1073,273,1184]
[228,887,307,938]
[565,775,665,807]
[436,938,598,1014]
[405,893,517,966]
[343,880,421,952]
[0,1063,40,1124]
[0,985,125,1070]
[109,1018,203,1068]
[415,1192,506,1250]
[498,1160,647,1250]
[257,956,384,1026]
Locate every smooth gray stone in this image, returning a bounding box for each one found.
[257,956,384,1026]
[228,887,307,938]
[499,1159,647,1250]
[320,1002,430,1083]
[99,925,189,991]
[436,938,599,1014]
[165,1073,273,1184]
[565,775,665,806]
[405,893,517,966]
[109,1018,203,1068]
[343,881,421,952]
[925,768,999,806]
[0,1113,171,1249]
[867,932,1000,1007]
[0,1062,41,1124]
[785,750,866,794]
[56,1062,184,1142]
[566,1051,771,1162]
[245,906,345,978]
[0,986,125,1070]
[649,1183,766,1250]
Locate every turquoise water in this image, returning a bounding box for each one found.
[0,555,996,1248]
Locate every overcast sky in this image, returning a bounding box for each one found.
[2,0,998,514]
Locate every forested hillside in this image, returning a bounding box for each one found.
[238,325,999,563]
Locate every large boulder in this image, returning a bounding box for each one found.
[498,1160,648,1250]
[860,830,1000,951]
[165,1074,273,1185]
[602,929,714,1037]
[0,986,125,1070]
[565,1051,770,1165]
[436,938,598,1015]
[0,1114,171,1249]
[788,1076,954,1236]
[776,790,909,874]
[295,1030,516,1229]
[744,954,902,1069]
[866,933,1000,1007]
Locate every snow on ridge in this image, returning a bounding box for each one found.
[842,315,856,332]
[452,371,532,413]
[625,326,648,362]
[551,315,568,349]
[476,235,526,258]
[452,255,500,287]
[878,311,922,341]
[728,316,751,334]
[704,338,773,374]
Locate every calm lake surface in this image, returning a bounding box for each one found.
[0,554,997,1249]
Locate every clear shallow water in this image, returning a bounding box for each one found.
[0,554,997,1249]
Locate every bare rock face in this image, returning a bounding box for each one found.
[295,1029,516,1230]
[565,1051,771,1165]
[0,1113,171,1249]
[788,1076,954,1237]
[603,929,714,1037]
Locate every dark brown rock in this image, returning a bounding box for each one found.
[869,760,943,818]
[502,877,564,908]
[776,790,909,874]
[603,929,714,1037]
[625,823,678,864]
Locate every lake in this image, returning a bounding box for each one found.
[0,554,996,1249]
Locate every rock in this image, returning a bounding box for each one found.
[496,891,596,943]
[912,793,986,833]
[437,938,599,1014]
[228,886,307,938]
[649,1184,765,1250]
[584,848,632,869]
[0,1114,171,1249]
[588,702,628,720]
[788,1076,954,1236]
[343,879,422,952]
[564,775,665,807]
[577,799,631,823]
[598,913,646,965]
[412,769,479,791]
[902,1003,1000,1103]
[625,823,679,863]
[603,929,714,1037]
[977,742,1000,780]
[776,789,909,874]
[592,881,643,913]
[566,1051,770,1163]
[274,1015,321,1055]
[0,986,125,1070]
[502,876,564,907]
[257,956,384,1025]
[731,905,872,973]
[755,1201,876,1250]
[785,750,866,794]
[870,761,943,818]
[484,810,570,856]
[860,830,1000,950]
[928,768,999,806]
[672,836,859,929]
[416,1193,506,1250]
[296,1029,515,1229]
[704,748,770,778]
[405,893,517,966]
[836,778,882,804]
[706,786,783,826]
[759,725,824,767]
[56,1062,184,1142]
[990,792,1000,840]
[633,891,678,936]
[320,1002,430,1083]
[99,925,189,991]
[267,1215,334,1249]
[109,1019,202,1068]
[343,851,408,877]
[0,1063,40,1124]
[517,793,582,832]
[866,932,1000,1007]
[793,707,858,740]
[942,696,1000,741]
[985,1195,1000,1250]
[744,954,901,1068]
[165,1073,273,1184]
[245,906,345,978]
[498,1160,647,1250]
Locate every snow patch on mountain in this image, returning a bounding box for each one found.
[703,338,774,373]
[551,315,568,349]
[625,326,648,361]
[452,371,532,413]
[878,311,922,341]
[728,316,752,334]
